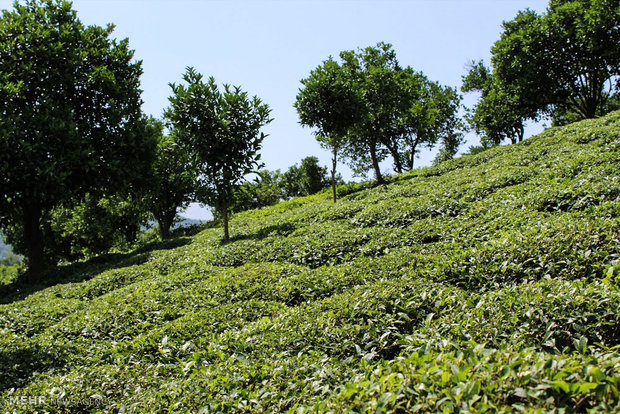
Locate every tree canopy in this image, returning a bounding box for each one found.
[299,43,463,184]
[491,0,620,121]
[0,0,153,276]
[145,119,195,239]
[461,60,535,146]
[166,67,272,242]
[390,68,463,170]
[282,156,331,198]
[295,57,362,202]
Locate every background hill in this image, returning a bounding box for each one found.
[0,236,10,258]
[0,113,619,412]
[0,235,20,267]
[174,216,204,229]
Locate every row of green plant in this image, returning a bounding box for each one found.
[0,112,618,412]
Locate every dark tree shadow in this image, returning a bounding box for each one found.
[227,222,297,244]
[0,346,67,391]
[0,235,193,304]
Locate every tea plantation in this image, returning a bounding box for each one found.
[1,113,619,412]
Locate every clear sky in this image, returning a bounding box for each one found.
[2,0,550,219]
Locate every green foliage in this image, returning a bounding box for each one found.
[166,67,272,242]
[282,156,331,198]
[228,169,285,214]
[0,264,19,285]
[462,60,535,146]
[51,194,149,260]
[344,43,463,179]
[465,144,492,156]
[227,157,333,215]
[392,67,464,169]
[0,112,619,412]
[491,0,620,121]
[300,43,463,184]
[295,58,362,142]
[338,42,402,182]
[553,93,620,127]
[5,193,148,264]
[145,119,196,238]
[295,57,363,202]
[0,0,153,275]
[324,342,620,413]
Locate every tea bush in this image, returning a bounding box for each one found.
[0,112,619,412]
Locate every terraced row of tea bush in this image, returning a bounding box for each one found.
[0,112,619,412]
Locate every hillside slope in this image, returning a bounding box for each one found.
[1,112,619,412]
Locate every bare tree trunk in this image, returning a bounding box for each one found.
[331,145,338,203]
[385,142,403,174]
[157,208,176,239]
[370,142,384,184]
[22,200,46,281]
[407,136,421,170]
[222,201,230,243]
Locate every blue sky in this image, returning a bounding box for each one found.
[2,0,549,219]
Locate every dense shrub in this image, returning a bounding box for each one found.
[0,112,619,412]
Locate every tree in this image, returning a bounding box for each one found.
[227,157,332,215]
[339,43,401,184]
[50,194,148,260]
[0,0,153,277]
[336,43,463,180]
[295,58,362,202]
[166,67,272,242]
[229,169,284,214]
[492,0,620,121]
[461,60,535,146]
[391,69,463,170]
[552,92,620,126]
[3,192,149,264]
[282,156,331,198]
[146,119,195,239]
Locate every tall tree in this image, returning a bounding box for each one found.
[166,67,272,242]
[146,119,195,239]
[295,58,362,202]
[0,0,152,277]
[461,60,535,146]
[391,68,463,170]
[340,43,400,184]
[492,0,620,121]
[338,43,463,179]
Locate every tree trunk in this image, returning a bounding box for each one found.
[584,99,597,119]
[22,200,46,280]
[386,142,403,174]
[331,145,338,203]
[157,209,176,239]
[407,136,421,170]
[369,142,384,184]
[517,124,524,143]
[221,201,230,243]
[158,219,170,239]
[583,73,600,119]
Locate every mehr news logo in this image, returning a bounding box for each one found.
[8,395,106,408]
